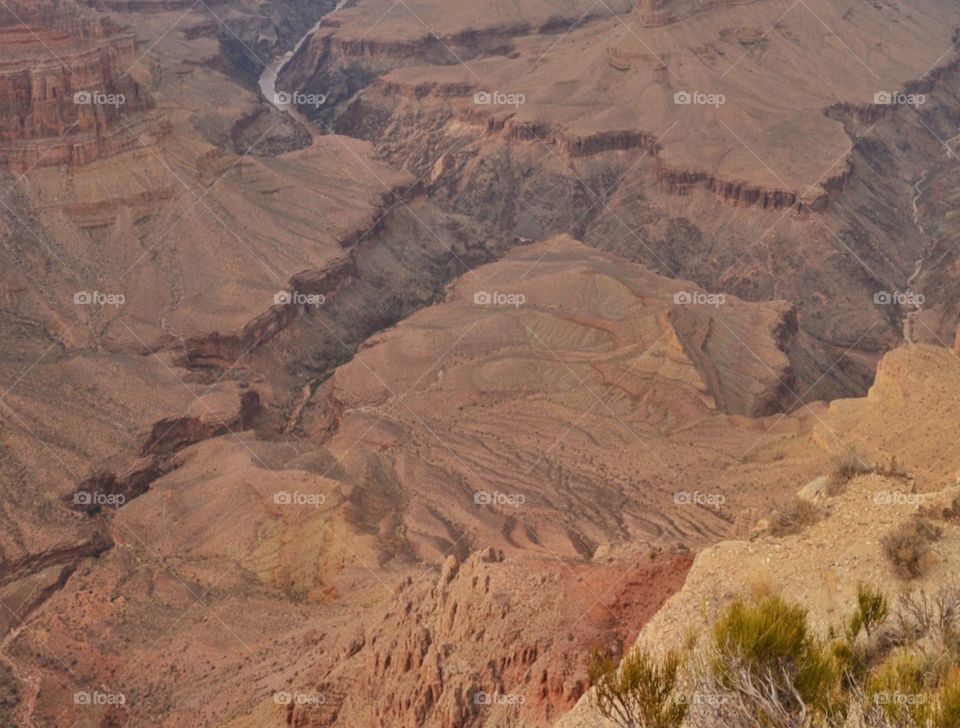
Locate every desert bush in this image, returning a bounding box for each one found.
[770,497,822,536]
[825,585,960,726]
[849,584,891,641]
[589,647,687,728]
[936,496,960,523]
[598,586,960,728]
[832,635,866,688]
[935,667,960,727]
[888,588,960,692]
[828,448,874,493]
[853,656,960,728]
[882,519,943,580]
[712,596,810,670]
[833,584,892,688]
[865,649,934,726]
[707,594,842,725]
[892,588,959,645]
[876,456,910,480]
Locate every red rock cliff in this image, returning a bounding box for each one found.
[0,0,168,173]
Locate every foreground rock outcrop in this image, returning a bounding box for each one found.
[561,344,960,727]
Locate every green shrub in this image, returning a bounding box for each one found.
[711,594,841,720]
[866,649,934,726]
[832,584,891,690]
[831,638,868,693]
[848,583,890,641]
[589,647,687,728]
[713,595,809,669]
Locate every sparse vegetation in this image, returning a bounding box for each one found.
[876,455,910,480]
[702,594,842,726]
[599,585,960,728]
[865,649,935,726]
[890,587,960,665]
[588,647,687,728]
[938,668,960,727]
[827,447,874,494]
[882,519,943,580]
[847,583,890,641]
[934,495,960,523]
[770,497,822,536]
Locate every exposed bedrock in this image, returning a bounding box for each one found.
[0,0,168,172]
[268,0,960,403]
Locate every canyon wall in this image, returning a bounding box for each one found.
[0,0,167,173]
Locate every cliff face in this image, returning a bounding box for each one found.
[654,159,853,212]
[0,0,166,173]
[283,549,692,728]
[0,0,106,32]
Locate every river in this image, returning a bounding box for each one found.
[257,0,349,133]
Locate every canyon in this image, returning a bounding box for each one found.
[1,0,960,726]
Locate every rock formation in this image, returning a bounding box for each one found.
[0,0,167,172]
